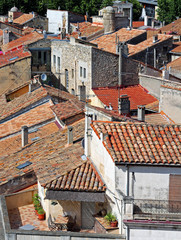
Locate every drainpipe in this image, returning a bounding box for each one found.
[126,165,129,196]
[154,48,157,68]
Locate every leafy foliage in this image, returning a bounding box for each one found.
[157,0,181,24]
[128,0,142,21]
[104,212,117,222]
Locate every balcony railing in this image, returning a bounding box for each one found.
[133,199,181,220]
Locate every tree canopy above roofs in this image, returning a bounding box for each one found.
[157,0,181,24]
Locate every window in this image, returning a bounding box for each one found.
[58,57,60,68]
[44,52,47,63]
[83,68,86,78]
[65,69,69,89]
[38,51,41,60]
[72,69,74,78]
[53,55,56,66]
[80,67,82,77]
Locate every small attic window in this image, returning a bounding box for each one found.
[17,161,32,170]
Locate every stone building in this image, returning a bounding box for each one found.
[51,37,139,98]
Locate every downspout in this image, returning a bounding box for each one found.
[74,58,77,95]
[126,165,129,196]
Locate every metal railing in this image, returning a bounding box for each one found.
[133,199,181,220]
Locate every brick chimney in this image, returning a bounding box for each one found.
[68,126,73,144]
[137,105,145,121]
[118,94,130,115]
[22,126,28,147]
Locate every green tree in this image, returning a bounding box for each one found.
[128,0,142,21]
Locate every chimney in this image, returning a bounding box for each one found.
[3,28,9,45]
[68,126,73,144]
[78,83,86,102]
[162,69,169,80]
[118,95,130,115]
[103,6,115,34]
[22,126,28,147]
[137,105,145,121]
[100,132,108,142]
[153,35,158,43]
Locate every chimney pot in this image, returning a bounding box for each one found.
[137,105,145,121]
[118,94,130,115]
[22,126,28,147]
[68,126,73,144]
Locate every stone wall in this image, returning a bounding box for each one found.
[24,16,48,31]
[0,57,31,95]
[129,37,173,69]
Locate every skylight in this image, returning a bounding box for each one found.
[17,161,32,170]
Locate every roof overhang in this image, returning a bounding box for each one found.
[45,190,105,202]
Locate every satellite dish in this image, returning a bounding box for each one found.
[41,73,47,81]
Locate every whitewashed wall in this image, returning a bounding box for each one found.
[47,10,68,33]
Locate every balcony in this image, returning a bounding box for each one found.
[133,199,181,221]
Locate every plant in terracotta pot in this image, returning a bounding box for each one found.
[38,208,45,220]
[104,212,118,227]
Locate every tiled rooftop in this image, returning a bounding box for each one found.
[91,28,146,54]
[0,101,54,138]
[132,21,144,28]
[13,14,34,25]
[91,121,181,165]
[128,34,173,56]
[45,160,106,192]
[0,85,79,122]
[51,100,84,121]
[0,48,31,68]
[166,56,181,71]
[92,85,157,111]
[0,119,85,187]
[160,18,181,35]
[71,22,103,39]
[145,100,159,112]
[0,121,60,160]
[1,31,43,53]
[170,45,181,53]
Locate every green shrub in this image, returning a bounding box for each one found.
[38,208,45,215]
[104,212,117,223]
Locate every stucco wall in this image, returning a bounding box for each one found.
[160,85,181,123]
[130,228,181,240]
[0,57,31,95]
[116,165,181,200]
[47,10,68,33]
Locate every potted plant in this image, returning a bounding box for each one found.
[37,207,45,220]
[104,212,118,227]
[33,194,41,214]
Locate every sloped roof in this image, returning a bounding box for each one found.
[0,48,31,68]
[51,100,84,122]
[0,101,54,138]
[91,121,181,166]
[145,100,159,112]
[0,119,85,187]
[91,28,146,54]
[71,22,104,39]
[166,56,181,71]
[128,34,173,56]
[144,112,175,124]
[132,21,144,28]
[13,14,34,25]
[45,160,106,192]
[0,121,60,158]
[160,18,181,35]
[1,31,43,53]
[170,45,181,53]
[0,85,80,122]
[92,85,157,111]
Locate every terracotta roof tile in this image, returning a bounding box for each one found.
[91,121,181,165]
[1,31,43,53]
[91,28,146,54]
[0,121,60,158]
[133,112,175,124]
[128,34,173,56]
[160,18,181,35]
[166,56,181,71]
[170,45,181,53]
[51,99,84,121]
[0,48,31,68]
[45,160,106,192]
[93,85,157,111]
[71,22,104,39]
[13,14,34,25]
[132,21,144,28]
[0,101,54,138]
[0,119,85,187]
[145,100,159,112]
